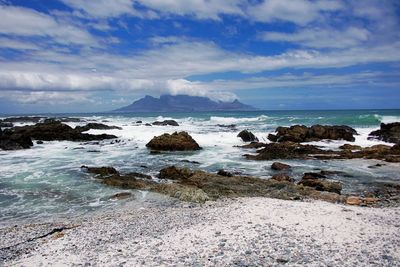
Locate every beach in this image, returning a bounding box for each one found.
[1,197,399,266]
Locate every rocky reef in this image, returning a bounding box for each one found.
[268,125,357,143]
[146,131,201,151]
[369,122,400,144]
[75,123,122,132]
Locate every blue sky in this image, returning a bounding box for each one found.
[0,0,399,113]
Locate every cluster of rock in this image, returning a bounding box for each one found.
[368,122,400,144]
[0,121,117,150]
[152,120,179,126]
[146,132,201,151]
[75,123,122,132]
[268,125,357,143]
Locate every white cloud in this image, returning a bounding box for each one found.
[0,37,40,50]
[261,27,370,49]
[0,90,91,105]
[0,5,97,46]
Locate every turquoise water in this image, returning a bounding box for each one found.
[1,109,400,226]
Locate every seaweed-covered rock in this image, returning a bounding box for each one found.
[298,173,342,194]
[237,130,258,142]
[75,123,122,132]
[152,120,179,126]
[146,132,201,151]
[268,125,356,143]
[369,122,400,144]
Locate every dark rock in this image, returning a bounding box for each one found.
[271,162,291,171]
[75,123,122,132]
[136,121,142,124]
[271,173,294,182]
[0,122,13,128]
[145,123,152,126]
[369,122,400,144]
[81,165,119,177]
[237,130,258,142]
[36,140,44,144]
[237,142,266,149]
[0,131,33,150]
[110,192,132,200]
[152,120,179,126]
[1,116,45,123]
[146,132,201,151]
[217,124,237,129]
[159,166,194,180]
[217,169,233,177]
[298,173,342,194]
[268,124,356,143]
[180,160,201,164]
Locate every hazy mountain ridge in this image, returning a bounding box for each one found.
[113,95,257,112]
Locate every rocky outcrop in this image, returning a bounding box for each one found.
[339,144,362,150]
[0,131,33,150]
[75,123,122,132]
[0,116,45,123]
[298,173,342,194]
[271,174,294,182]
[0,122,13,128]
[81,166,119,177]
[237,142,266,149]
[217,169,233,177]
[158,166,194,180]
[369,122,400,144]
[237,130,258,142]
[152,120,179,126]
[146,132,201,151]
[271,162,291,171]
[268,125,357,143]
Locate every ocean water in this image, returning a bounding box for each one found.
[1,109,400,226]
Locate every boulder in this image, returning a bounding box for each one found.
[298,173,342,194]
[159,166,194,180]
[346,196,362,205]
[271,162,291,171]
[369,122,400,144]
[217,169,233,177]
[271,174,294,182]
[152,120,179,126]
[75,123,122,132]
[237,130,258,142]
[146,132,201,151]
[268,124,357,143]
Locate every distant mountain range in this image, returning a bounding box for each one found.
[113,94,257,112]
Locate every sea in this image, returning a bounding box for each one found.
[1,109,400,226]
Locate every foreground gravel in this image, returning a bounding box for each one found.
[1,197,400,266]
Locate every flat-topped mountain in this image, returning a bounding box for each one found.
[113,94,257,112]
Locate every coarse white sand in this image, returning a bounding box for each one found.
[2,197,400,266]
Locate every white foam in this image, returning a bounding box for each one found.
[209,115,269,124]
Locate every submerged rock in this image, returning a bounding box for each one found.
[81,166,119,177]
[237,130,258,142]
[369,122,400,144]
[146,132,201,151]
[298,173,342,194]
[75,123,122,132]
[271,162,291,171]
[268,124,357,143]
[110,192,133,200]
[152,120,179,126]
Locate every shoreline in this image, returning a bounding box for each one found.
[2,197,399,266]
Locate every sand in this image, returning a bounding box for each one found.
[1,197,400,266]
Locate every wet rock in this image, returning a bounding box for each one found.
[268,124,356,143]
[152,120,179,126]
[346,196,362,205]
[159,166,194,180]
[180,160,201,164]
[299,173,342,194]
[245,141,326,160]
[146,132,201,151]
[81,166,119,177]
[217,124,237,129]
[0,122,13,128]
[237,142,266,149]
[271,162,291,171]
[1,116,45,123]
[369,122,400,144]
[136,121,142,124]
[271,174,294,182]
[217,169,233,177]
[75,123,122,132]
[0,131,33,150]
[339,144,362,150]
[237,130,258,142]
[110,192,132,200]
[36,140,44,144]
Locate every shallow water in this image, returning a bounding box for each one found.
[1,109,400,226]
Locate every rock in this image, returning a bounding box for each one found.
[81,166,119,177]
[299,173,342,194]
[237,142,266,149]
[136,121,142,124]
[36,140,44,144]
[268,124,357,143]
[0,122,13,128]
[271,174,294,182]
[346,196,362,205]
[0,132,33,150]
[302,172,326,179]
[110,192,132,200]
[180,160,201,164]
[146,132,201,151]
[1,116,45,123]
[271,162,291,171]
[237,130,258,142]
[217,169,233,177]
[159,166,194,180]
[217,124,237,129]
[339,144,362,150]
[245,141,326,160]
[369,122,400,144]
[152,120,179,126]
[75,123,122,132]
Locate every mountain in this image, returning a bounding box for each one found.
[113,94,257,112]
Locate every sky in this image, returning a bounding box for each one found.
[0,0,399,114]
